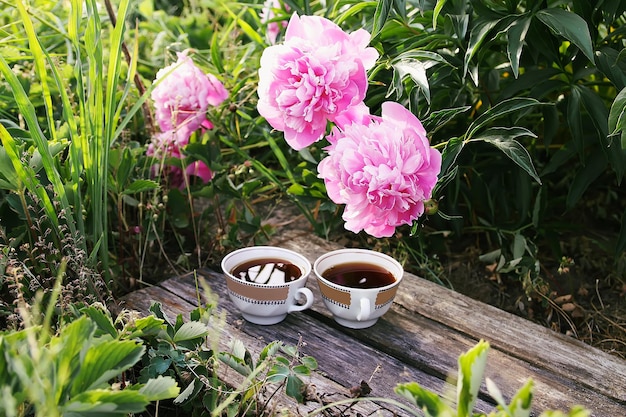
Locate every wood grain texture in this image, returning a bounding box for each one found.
[269,229,626,415]
[119,229,626,416]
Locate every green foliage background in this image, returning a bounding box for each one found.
[0,0,622,414]
[0,0,624,349]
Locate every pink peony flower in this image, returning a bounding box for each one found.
[185,160,214,184]
[257,13,379,150]
[151,52,228,133]
[317,101,442,238]
[147,129,214,189]
[147,129,189,159]
[260,0,289,44]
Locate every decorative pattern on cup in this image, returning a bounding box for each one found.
[225,277,289,305]
[317,279,351,308]
[221,246,313,325]
[375,286,398,309]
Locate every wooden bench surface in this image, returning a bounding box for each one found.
[120,229,626,416]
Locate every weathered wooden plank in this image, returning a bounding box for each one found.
[157,267,626,416]
[159,271,496,414]
[120,229,626,416]
[121,280,423,415]
[269,230,626,415]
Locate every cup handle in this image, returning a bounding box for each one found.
[356,298,371,321]
[288,287,314,313]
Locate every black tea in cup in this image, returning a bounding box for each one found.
[322,262,396,289]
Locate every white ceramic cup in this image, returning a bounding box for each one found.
[221,246,314,325]
[313,249,403,329]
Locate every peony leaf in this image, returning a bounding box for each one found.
[473,128,541,184]
[566,150,607,209]
[372,0,393,39]
[608,87,626,143]
[422,106,471,135]
[536,8,595,64]
[466,98,541,140]
[432,0,448,30]
[464,18,498,81]
[507,16,531,78]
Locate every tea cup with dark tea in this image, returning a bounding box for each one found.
[313,248,403,329]
[221,246,314,325]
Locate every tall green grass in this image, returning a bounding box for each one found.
[0,0,145,285]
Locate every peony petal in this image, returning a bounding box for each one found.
[317,101,442,237]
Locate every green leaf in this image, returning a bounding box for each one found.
[536,8,595,63]
[258,341,283,366]
[210,31,224,74]
[485,377,508,411]
[457,340,490,417]
[596,47,626,90]
[174,379,197,405]
[608,87,626,140]
[466,98,541,140]
[566,150,607,209]
[292,364,310,376]
[372,0,393,39]
[149,302,173,326]
[507,16,531,78]
[567,87,585,156]
[391,51,447,103]
[173,321,208,343]
[432,0,448,29]
[72,340,145,394]
[219,352,253,377]
[80,306,117,338]
[137,376,179,401]
[122,179,160,195]
[464,19,499,81]
[126,316,165,339]
[222,4,264,45]
[300,356,318,371]
[335,2,377,26]
[50,317,96,388]
[393,0,407,20]
[0,144,19,191]
[0,102,60,231]
[267,363,289,383]
[395,382,455,417]
[63,389,149,415]
[578,86,609,137]
[440,136,464,176]
[507,378,534,417]
[28,140,68,173]
[285,375,305,403]
[423,106,471,135]
[471,127,541,184]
